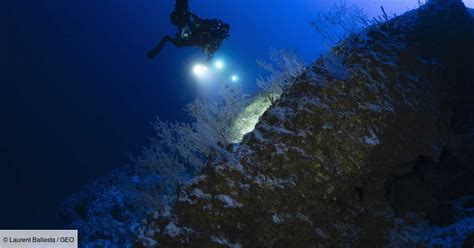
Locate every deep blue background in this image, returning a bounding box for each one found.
[2,0,442,228]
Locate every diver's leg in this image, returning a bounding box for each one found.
[147,36,173,59]
[167,37,188,48]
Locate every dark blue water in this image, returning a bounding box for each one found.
[2,0,427,229]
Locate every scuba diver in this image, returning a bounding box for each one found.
[147,0,230,61]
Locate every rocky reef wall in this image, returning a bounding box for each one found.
[137,1,474,247]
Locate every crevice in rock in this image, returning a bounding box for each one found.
[354,186,364,201]
[385,145,474,227]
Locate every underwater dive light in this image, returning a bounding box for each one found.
[214,60,224,70]
[192,64,209,78]
[231,74,239,82]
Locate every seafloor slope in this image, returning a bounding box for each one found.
[137,0,474,247]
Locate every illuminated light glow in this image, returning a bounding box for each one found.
[192,64,209,78]
[214,60,224,70]
[231,94,275,143]
[231,74,239,82]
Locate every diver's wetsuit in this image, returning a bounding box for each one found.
[147,0,230,61]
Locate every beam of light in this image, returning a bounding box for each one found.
[214,60,224,70]
[231,94,274,143]
[192,64,209,78]
[231,74,239,82]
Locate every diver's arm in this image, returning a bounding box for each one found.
[175,0,190,13]
[206,51,214,61]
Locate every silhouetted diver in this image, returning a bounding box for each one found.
[147,0,230,61]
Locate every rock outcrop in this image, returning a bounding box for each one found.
[58,168,172,247]
[137,1,474,247]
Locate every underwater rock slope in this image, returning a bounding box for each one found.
[59,168,172,247]
[138,1,474,247]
